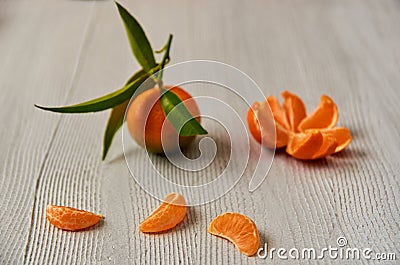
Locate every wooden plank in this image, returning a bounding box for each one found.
[0,0,398,264]
[0,0,99,264]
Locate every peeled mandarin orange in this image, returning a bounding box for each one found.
[46,204,103,231]
[208,212,260,256]
[247,101,290,148]
[247,91,352,160]
[126,86,201,154]
[139,192,187,233]
[286,130,324,160]
[321,127,352,153]
[298,95,338,132]
[281,91,307,133]
[248,91,351,160]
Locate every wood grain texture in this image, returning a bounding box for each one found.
[0,0,399,264]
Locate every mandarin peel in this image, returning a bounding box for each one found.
[46,204,103,231]
[248,91,352,160]
[139,192,187,233]
[208,212,260,256]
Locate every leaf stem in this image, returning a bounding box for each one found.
[155,34,173,90]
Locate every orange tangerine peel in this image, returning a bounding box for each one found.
[208,212,260,256]
[248,91,352,160]
[139,192,187,233]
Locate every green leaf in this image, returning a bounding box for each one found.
[35,73,149,113]
[160,89,208,136]
[102,69,155,160]
[102,100,129,160]
[116,2,157,73]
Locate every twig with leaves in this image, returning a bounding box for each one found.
[35,2,207,160]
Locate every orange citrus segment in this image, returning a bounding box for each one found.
[321,127,352,153]
[208,212,260,256]
[139,192,187,233]
[46,205,103,231]
[281,91,307,132]
[247,104,263,144]
[312,133,338,159]
[266,96,290,129]
[286,130,324,160]
[298,95,338,132]
[247,101,289,148]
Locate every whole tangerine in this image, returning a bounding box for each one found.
[126,86,201,153]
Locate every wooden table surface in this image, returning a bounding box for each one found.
[0,0,399,264]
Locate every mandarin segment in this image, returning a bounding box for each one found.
[139,192,187,233]
[312,133,338,159]
[247,101,289,148]
[298,95,338,132]
[321,127,352,153]
[208,212,260,256]
[282,91,307,133]
[247,105,262,144]
[46,204,103,231]
[286,130,324,160]
[266,96,290,129]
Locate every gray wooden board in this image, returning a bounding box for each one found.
[0,0,399,264]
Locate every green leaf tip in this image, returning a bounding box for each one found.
[115,2,157,73]
[34,72,149,114]
[102,100,129,160]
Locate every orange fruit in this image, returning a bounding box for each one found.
[281,90,307,133]
[248,91,352,160]
[298,95,338,132]
[126,86,201,154]
[208,212,260,256]
[139,192,187,233]
[46,204,103,231]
